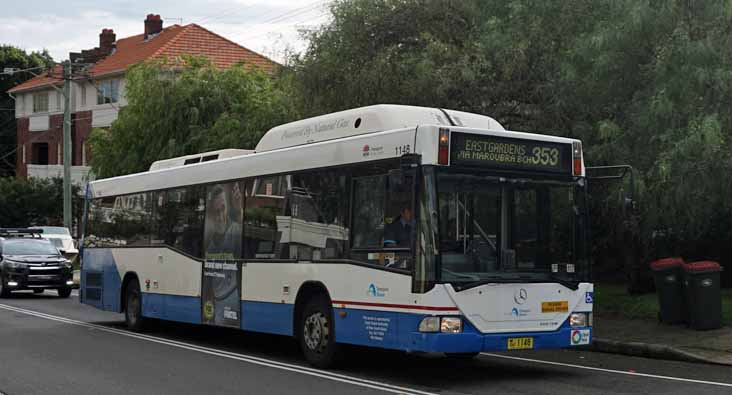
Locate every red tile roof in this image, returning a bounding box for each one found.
[7,64,64,93]
[8,23,279,93]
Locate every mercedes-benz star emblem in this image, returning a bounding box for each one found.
[514,288,528,305]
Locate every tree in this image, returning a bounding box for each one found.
[89,57,297,178]
[0,45,54,176]
[0,177,81,229]
[290,0,732,287]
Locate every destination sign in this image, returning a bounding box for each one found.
[450,132,572,173]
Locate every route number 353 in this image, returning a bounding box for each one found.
[532,147,559,166]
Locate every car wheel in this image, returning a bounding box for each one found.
[57,287,72,298]
[0,277,11,298]
[299,295,341,368]
[125,280,147,332]
[34,289,44,294]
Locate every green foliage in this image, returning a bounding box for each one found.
[0,46,54,176]
[290,0,732,284]
[89,57,297,178]
[0,177,81,228]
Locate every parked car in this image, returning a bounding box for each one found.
[0,229,73,298]
[29,226,79,259]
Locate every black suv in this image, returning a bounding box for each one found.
[0,229,73,298]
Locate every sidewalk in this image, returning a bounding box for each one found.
[591,314,732,365]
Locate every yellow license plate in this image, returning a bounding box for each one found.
[507,337,534,350]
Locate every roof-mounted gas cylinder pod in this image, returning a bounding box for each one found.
[254,104,505,152]
[148,148,253,171]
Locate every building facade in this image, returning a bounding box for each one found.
[8,14,278,184]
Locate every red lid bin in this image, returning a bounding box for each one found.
[650,257,685,271]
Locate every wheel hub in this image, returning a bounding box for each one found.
[303,312,329,353]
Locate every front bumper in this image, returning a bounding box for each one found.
[405,320,592,353]
[4,266,73,290]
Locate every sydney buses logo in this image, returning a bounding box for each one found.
[368,283,388,297]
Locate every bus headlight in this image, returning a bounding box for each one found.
[418,317,463,333]
[570,313,589,328]
[419,317,440,332]
[440,317,462,333]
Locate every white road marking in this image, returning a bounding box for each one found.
[0,303,435,395]
[481,352,732,388]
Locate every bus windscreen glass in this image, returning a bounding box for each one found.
[450,132,572,174]
[435,171,588,289]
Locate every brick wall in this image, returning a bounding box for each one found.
[15,117,29,178]
[73,111,92,166]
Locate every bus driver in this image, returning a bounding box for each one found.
[384,207,414,248]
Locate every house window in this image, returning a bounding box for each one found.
[33,92,49,113]
[80,84,87,106]
[82,140,87,166]
[56,91,61,111]
[57,142,61,164]
[31,143,49,165]
[21,145,26,164]
[97,79,119,104]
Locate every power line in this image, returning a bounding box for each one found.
[195,1,259,25]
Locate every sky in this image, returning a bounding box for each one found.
[0,0,332,63]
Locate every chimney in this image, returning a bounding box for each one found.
[99,28,116,56]
[144,14,163,39]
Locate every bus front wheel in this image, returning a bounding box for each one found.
[124,280,147,332]
[299,295,341,368]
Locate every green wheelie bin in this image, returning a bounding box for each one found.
[683,261,723,330]
[650,257,686,324]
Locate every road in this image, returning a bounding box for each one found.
[1,291,731,395]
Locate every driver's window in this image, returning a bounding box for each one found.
[351,169,415,270]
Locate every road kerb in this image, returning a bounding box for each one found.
[589,338,732,366]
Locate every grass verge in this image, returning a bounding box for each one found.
[594,283,732,325]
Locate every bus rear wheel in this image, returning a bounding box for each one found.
[299,296,341,368]
[124,280,147,332]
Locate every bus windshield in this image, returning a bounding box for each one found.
[436,171,588,289]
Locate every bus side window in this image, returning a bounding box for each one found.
[351,175,386,248]
[153,187,206,258]
[87,193,152,247]
[288,171,348,260]
[243,177,290,260]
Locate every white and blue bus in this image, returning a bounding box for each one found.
[80,105,592,367]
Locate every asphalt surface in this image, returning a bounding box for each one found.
[1,291,732,395]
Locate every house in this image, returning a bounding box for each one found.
[7,14,279,184]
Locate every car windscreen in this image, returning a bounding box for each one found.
[2,239,60,255]
[31,227,70,235]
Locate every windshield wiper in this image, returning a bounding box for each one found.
[547,274,580,290]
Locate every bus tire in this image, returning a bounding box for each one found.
[124,280,147,332]
[57,287,72,298]
[299,295,341,368]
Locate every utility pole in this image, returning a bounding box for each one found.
[62,62,72,230]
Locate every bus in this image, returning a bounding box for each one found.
[80,104,592,368]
